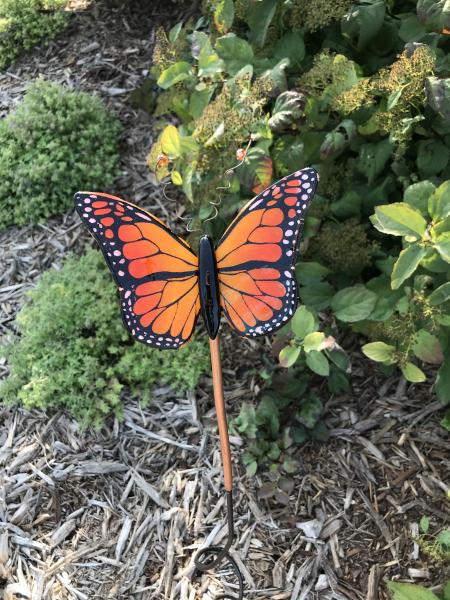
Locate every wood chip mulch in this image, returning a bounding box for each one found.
[0,2,449,599]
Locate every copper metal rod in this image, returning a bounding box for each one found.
[209,336,233,492]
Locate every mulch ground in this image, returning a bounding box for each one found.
[0,2,449,599]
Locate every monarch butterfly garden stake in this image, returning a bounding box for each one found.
[74,167,318,599]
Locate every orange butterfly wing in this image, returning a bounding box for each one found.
[74,192,200,349]
[215,168,318,337]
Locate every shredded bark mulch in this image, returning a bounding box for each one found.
[0,2,449,599]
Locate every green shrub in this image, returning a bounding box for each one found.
[0,0,69,70]
[0,80,121,230]
[0,250,209,427]
[144,0,450,434]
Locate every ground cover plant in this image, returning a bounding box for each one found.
[146,0,450,434]
[0,0,70,70]
[0,79,121,230]
[0,249,209,427]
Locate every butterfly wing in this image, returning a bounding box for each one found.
[74,192,200,349]
[215,168,318,337]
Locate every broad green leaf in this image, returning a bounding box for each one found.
[189,87,215,119]
[193,31,225,77]
[401,362,426,383]
[429,282,450,305]
[273,31,305,68]
[247,0,277,48]
[181,161,195,202]
[426,76,450,120]
[306,350,330,376]
[215,34,254,75]
[417,0,450,31]
[417,139,450,175]
[436,349,450,404]
[428,181,450,221]
[434,232,450,263]
[279,345,301,368]
[300,282,334,310]
[259,57,290,93]
[387,580,440,600]
[303,332,325,353]
[412,330,444,364]
[213,0,234,33]
[341,0,386,50]
[269,90,305,132]
[296,262,331,285]
[179,135,199,155]
[387,88,402,110]
[362,341,396,364]
[171,170,182,185]
[443,580,450,600]
[331,191,362,219]
[371,203,427,239]
[160,125,181,158]
[391,244,427,289]
[157,61,191,90]
[291,306,316,339]
[404,180,435,216]
[357,139,393,184]
[331,284,377,322]
[399,13,427,42]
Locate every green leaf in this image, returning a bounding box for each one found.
[189,87,215,119]
[437,529,450,547]
[296,262,331,285]
[419,515,430,533]
[426,77,450,121]
[391,244,427,290]
[417,0,450,32]
[273,31,305,68]
[436,350,450,404]
[300,282,334,310]
[193,31,225,77]
[157,61,192,90]
[259,57,290,93]
[341,0,386,50]
[362,341,396,364]
[291,306,316,339]
[371,203,427,239]
[434,231,450,263]
[387,580,440,600]
[401,362,426,383]
[171,170,182,185]
[412,330,444,364]
[279,345,301,368]
[297,395,322,429]
[417,139,450,175]
[247,0,277,48]
[429,282,450,305]
[404,180,436,216]
[160,125,181,158]
[428,181,450,221]
[443,580,450,600]
[331,285,377,322]
[387,88,402,110]
[268,90,305,132]
[357,139,393,185]
[168,22,183,43]
[213,0,234,33]
[215,34,254,75]
[306,350,330,376]
[399,13,427,42]
[303,332,325,353]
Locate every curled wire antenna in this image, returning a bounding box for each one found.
[203,137,253,224]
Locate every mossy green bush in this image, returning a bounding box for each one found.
[0,249,209,427]
[0,0,69,70]
[0,80,121,230]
